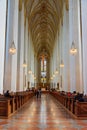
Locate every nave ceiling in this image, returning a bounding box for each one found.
[21,0,69,58]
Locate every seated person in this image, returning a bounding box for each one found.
[74,93,84,102]
[78,94,84,102]
[72,91,77,97]
[67,92,72,97]
[74,92,80,100]
[4,90,10,97]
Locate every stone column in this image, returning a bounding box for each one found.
[3,0,14,91]
[27,31,30,88]
[57,32,61,90]
[11,0,19,92]
[81,0,87,94]
[73,0,83,93]
[16,3,21,91]
[30,42,34,87]
[25,17,28,90]
[69,0,83,93]
[17,1,24,91]
[0,0,7,94]
[35,55,38,86]
[62,3,70,92]
[59,23,64,91]
[47,59,50,83]
[69,0,76,92]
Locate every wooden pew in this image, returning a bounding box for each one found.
[0,98,13,117]
[50,92,87,119]
[0,91,34,118]
[75,101,87,119]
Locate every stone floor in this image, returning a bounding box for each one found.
[0,94,87,130]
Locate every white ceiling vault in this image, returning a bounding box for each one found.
[22,0,69,57]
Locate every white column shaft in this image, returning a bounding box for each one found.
[11,0,19,92]
[0,0,7,94]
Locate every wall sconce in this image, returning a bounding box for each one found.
[9,41,16,54]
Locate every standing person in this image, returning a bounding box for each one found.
[39,88,41,98]
[36,89,39,99]
[34,89,37,96]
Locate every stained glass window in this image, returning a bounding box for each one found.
[41,58,47,83]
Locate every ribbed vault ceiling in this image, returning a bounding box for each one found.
[24,0,68,57]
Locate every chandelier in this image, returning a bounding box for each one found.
[60,60,64,68]
[70,41,77,55]
[22,60,27,67]
[9,41,16,54]
[55,68,58,74]
[28,69,32,74]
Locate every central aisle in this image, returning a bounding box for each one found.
[0,94,87,130]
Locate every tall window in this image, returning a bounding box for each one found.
[41,58,47,83]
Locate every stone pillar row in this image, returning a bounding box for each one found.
[50,0,83,93]
[0,0,36,94]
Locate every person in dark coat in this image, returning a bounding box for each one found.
[36,89,39,99]
[4,90,10,97]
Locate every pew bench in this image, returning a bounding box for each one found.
[0,98,13,118]
[0,92,34,118]
[75,101,87,119]
[50,92,87,119]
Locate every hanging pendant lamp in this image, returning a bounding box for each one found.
[22,60,27,67]
[60,60,64,68]
[9,41,16,54]
[70,41,77,55]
